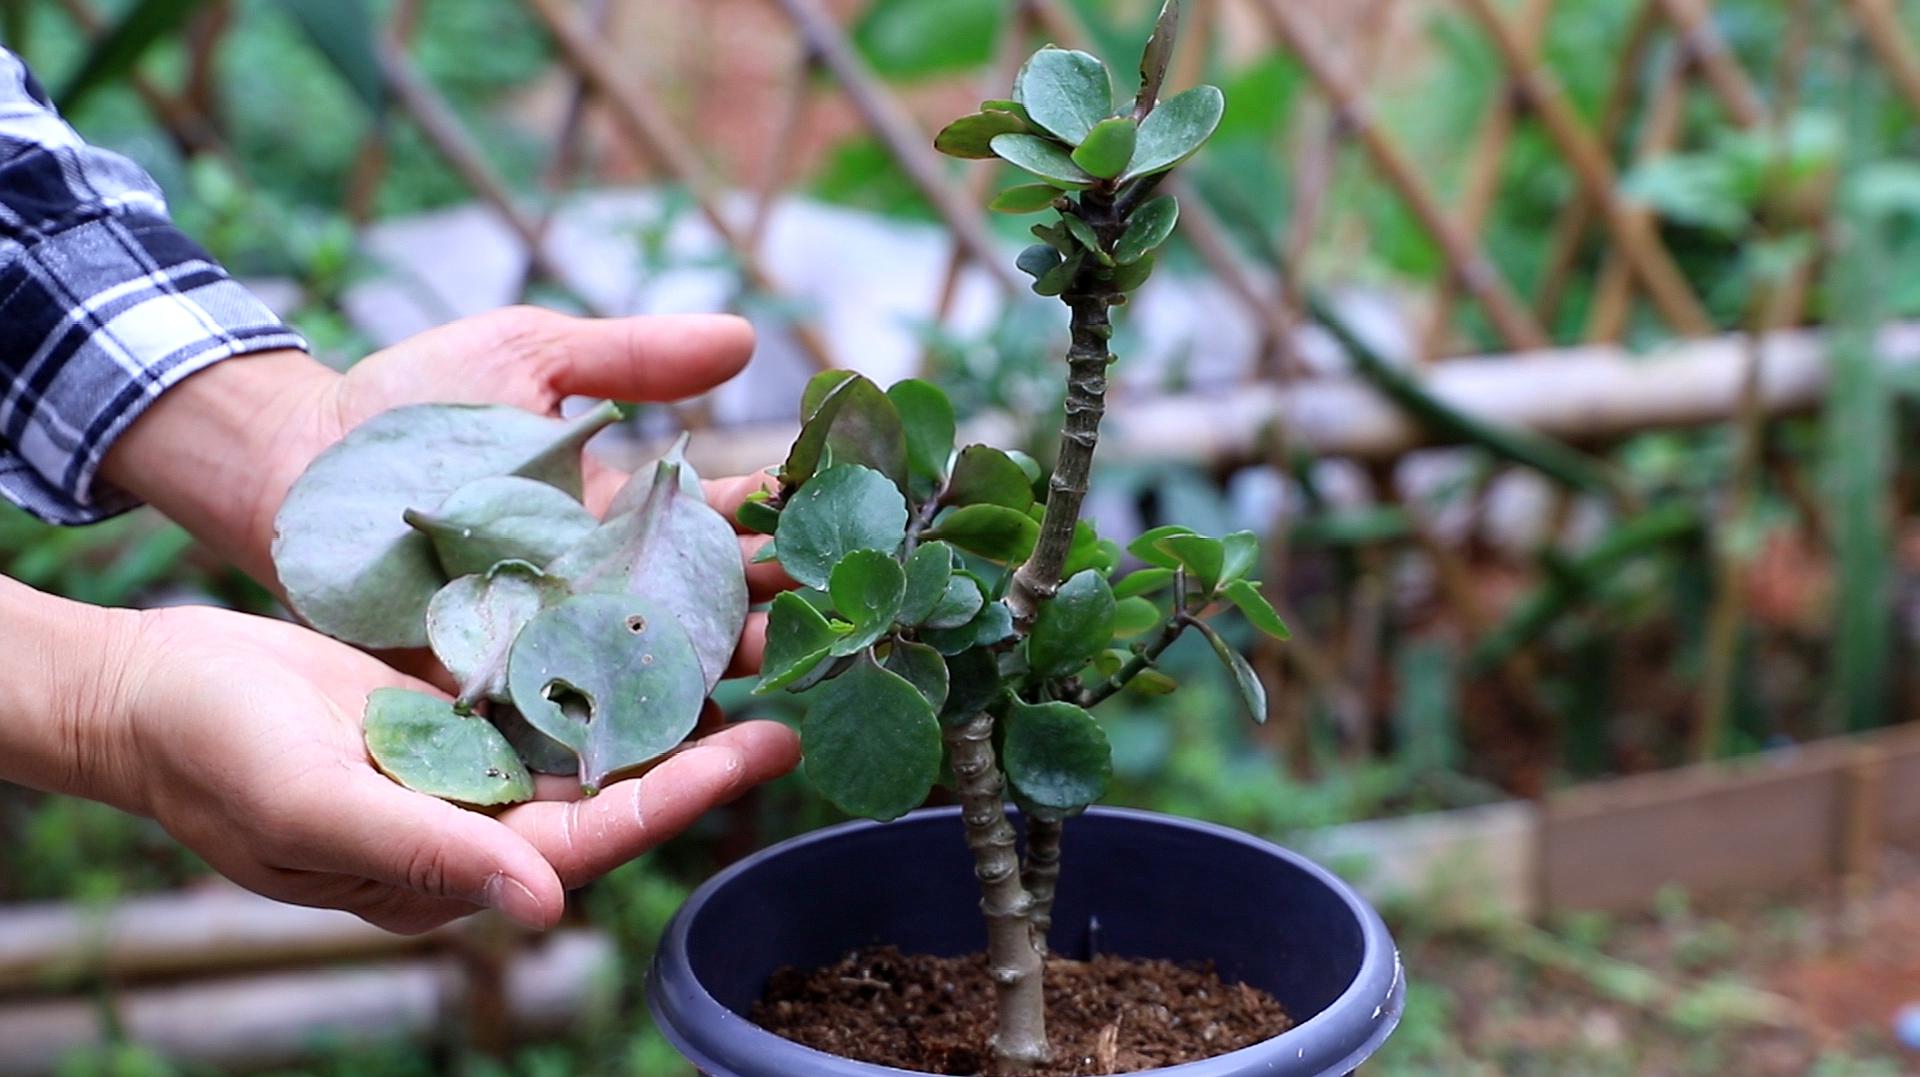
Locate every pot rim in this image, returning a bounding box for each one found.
[648,805,1404,1077]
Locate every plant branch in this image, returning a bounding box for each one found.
[944,712,1048,1071]
[1077,610,1196,709]
[1020,816,1064,954]
[1007,192,1121,630]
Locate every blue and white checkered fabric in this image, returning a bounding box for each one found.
[0,48,305,524]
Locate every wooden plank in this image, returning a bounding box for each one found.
[1303,801,1541,923]
[1878,725,1920,844]
[1542,745,1857,912]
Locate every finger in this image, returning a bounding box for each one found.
[500,720,801,887]
[742,535,797,600]
[541,314,754,403]
[285,771,566,931]
[724,612,768,679]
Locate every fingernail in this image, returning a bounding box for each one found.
[484,873,547,930]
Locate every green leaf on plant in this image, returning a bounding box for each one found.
[755,591,845,694]
[508,593,706,793]
[1062,525,1121,578]
[1113,195,1178,265]
[775,464,910,589]
[1072,116,1137,179]
[933,110,1030,158]
[1220,530,1260,584]
[990,184,1063,214]
[272,401,621,649]
[548,452,747,691]
[1063,215,1114,266]
[1003,698,1110,818]
[828,550,907,656]
[426,560,570,708]
[736,494,781,536]
[1113,566,1175,599]
[1224,578,1290,639]
[488,704,578,776]
[1195,619,1267,724]
[981,98,1032,124]
[802,369,860,421]
[405,475,596,579]
[1127,668,1178,695]
[1123,84,1223,182]
[899,541,956,625]
[1034,249,1083,296]
[991,133,1096,190]
[940,647,1004,725]
[1016,243,1065,282]
[887,378,956,488]
[782,373,909,493]
[1016,47,1113,145]
[1111,595,1161,638]
[1127,524,1194,568]
[920,599,1014,655]
[883,639,950,711]
[947,444,1035,511]
[363,688,533,806]
[801,656,942,821]
[1105,252,1156,291]
[1156,533,1226,593]
[1027,570,1116,680]
[925,504,1039,563]
[923,573,986,629]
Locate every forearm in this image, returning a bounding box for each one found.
[0,576,145,811]
[98,349,341,587]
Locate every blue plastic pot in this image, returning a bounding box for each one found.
[648,806,1403,1076]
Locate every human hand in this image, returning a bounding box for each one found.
[99,305,790,606]
[88,600,798,934]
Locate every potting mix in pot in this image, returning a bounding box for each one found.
[269,4,1384,1074]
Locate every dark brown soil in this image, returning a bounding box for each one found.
[750,945,1293,1075]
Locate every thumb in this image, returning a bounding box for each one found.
[299,773,567,930]
[540,312,755,402]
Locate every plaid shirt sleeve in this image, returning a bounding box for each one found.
[0,48,307,525]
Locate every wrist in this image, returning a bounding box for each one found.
[99,349,343,585]
[0,577,147,811]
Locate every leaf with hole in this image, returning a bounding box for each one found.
[1016,47,1113,145]
[1004,698,1110,818]
[991,133,1096,190]
[934,110,1031,158]
[1224,579,1290,640]
[508,593,706,794]
[1195,619,1266,724]
[1072,116,1137,179]
[272,401,620,649]
[405,476,596,578]
[487,703,578,776]
[925,504,1039,563]
[363,688,533,807]
[775,464,909,589]
[884,639,950,711]
[829,550,907,656]
[1113,195,1178,265]
[947,445,1034,511]
[801,656,942,821]
[755,591,845,694]
[1028,570,1116,680]
[548,453,746,692]
[887,378,955,489]
[899,542,955,625]
[1123,84,1222,183]
[426,561,570,708]
[991,184,1063,214]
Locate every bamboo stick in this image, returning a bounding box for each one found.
[521,0,841,370]
[1842,0,1920,116]
[1456,0,1716,338]
[1252,0,1551,352]
[1651,0,1768,127]
[1584,45,1691,343]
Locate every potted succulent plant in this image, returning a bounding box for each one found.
[268,4,1401,1074]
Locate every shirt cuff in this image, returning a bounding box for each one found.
[0,211,307,525]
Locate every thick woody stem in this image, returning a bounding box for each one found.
[1020,816,1063,953]
[945,714,1048,1072]
[1007,194,1119,630]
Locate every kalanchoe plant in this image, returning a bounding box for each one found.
[271,401,747,802]
[750,5,1287,1071]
